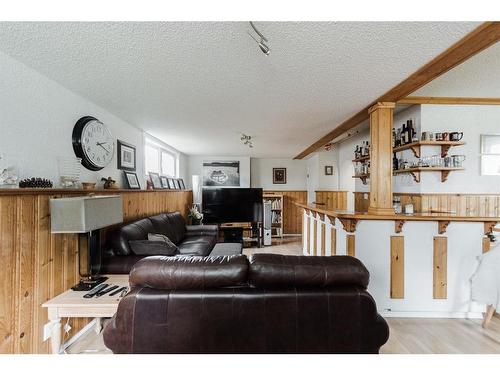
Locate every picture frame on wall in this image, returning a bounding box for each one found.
[124,171,141,189]
[178,178,186,189]
[325,165,333,175]
[149,172,163,189]
[117,140,136,171]
[160,176,170,189]
[273,168,287,184]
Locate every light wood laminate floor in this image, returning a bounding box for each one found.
[67,237,500,354]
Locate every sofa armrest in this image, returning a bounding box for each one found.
[185,224,218,237]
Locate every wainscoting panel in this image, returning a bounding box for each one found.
[390,236,405,299]
[0,189,192,354]
[264,190,307,234]
[314,191,348,211]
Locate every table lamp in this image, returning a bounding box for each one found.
[50,195,123,291]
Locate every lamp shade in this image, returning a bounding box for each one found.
[50,195,123,233]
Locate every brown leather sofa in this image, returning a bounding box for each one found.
[102,212,218,274]
[103,254,389,353]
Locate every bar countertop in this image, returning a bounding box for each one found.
[296,202,500,223]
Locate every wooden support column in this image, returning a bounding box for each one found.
[368,102,395,215]
[320,223,326,256]
[330,227,336,255]
[313,218,318,256]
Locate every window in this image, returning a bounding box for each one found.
[144,137,178,178]
[481,134,500,175]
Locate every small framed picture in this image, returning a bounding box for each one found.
[124,171,141,189]
[149,172,163,189]
[117,140,136,171]
[160,176,170,189]
[273,168,287,184]
[325,165,333,175]
[178,178,186,189]
[174,179,181,190]
[167,177,176,189]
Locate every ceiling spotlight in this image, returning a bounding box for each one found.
[241,134,254,148]
[248,21,270,56]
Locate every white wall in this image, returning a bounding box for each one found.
[0,51,187,189]
[317,150,339,190]
[306,154,319,203]
[419,104,500,193]
[186,156,251,189]
[250,158,307,190]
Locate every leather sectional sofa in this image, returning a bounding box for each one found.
[103,254,389,353]
[102,212,219,274]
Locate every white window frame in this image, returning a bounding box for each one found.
[480,134,500,176]
[144,134,179,178]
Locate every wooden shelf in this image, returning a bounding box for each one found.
[352,174,370,185]
[393,140,465,158]
[393,167,464,183]
[352,155,370,163]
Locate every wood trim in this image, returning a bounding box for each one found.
[346,234,355,257]
[330,227,336,255]
[398,96,500,105]
[390,236,405,299]
[313,219,318,256]
[294,22,500,159]
[433,237,448,299]
[306,216,311,255]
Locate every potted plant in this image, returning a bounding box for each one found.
[188,205,204,225]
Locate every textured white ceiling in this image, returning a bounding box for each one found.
[413,41,500,97]
[0,22,479,157]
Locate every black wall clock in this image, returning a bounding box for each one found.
[72,116,115,171]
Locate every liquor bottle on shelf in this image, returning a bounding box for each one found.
[392,128,396,148]
[393,153,399,170]
[354,146,359,159]
[396,128,401,147]
[401,123,408,145]
[360,142,366,157]
[364,141,370,157]
[410,119,418,142]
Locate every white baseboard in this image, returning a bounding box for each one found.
[380,310,483,319]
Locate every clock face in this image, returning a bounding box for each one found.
[72,116,114,171]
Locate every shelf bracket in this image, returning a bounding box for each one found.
[410,171,421,183]
[317,213,325,221]
[394,220,406,233]
[326,215,337,225]
[438,221,450,234]
[361,176,368,185]
[409,145,421,158]
[484,221,498,234]
[339,218,358,233]
[441,145,452,158]
[441,170,451,182]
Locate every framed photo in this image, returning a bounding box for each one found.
[203,160,240,187]
[124,171,141,189]
[117,140,136,171]
[325,165,333,175]
[167,177,175,189]
[273,168,287,184]
[160,176,170,189]
[178,178,186,189]
[174,179,181,190]
[149,172,163,189]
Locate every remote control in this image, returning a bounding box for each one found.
[83,283,109,298]
[109,286,128,297]
[95,285,119,298]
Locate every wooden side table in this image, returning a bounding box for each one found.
[42,275,129,354]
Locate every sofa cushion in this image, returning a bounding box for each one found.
[148,233,179,252]
[248,254,370,289]
[129,255,249,290]
[129,239,177,256]
[177,239,215,256]
[110,218,155,256]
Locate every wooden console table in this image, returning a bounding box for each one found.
[42,275,128,354]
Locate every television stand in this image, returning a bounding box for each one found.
[219,222,262,248]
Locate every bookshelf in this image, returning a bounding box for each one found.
[263,194,284,238]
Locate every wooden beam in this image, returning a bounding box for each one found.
[294,22,500,159]
[433,237,447,299]
[390,236,405,299]
[398,96,500,105]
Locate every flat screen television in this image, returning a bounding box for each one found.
[202,188,263,224]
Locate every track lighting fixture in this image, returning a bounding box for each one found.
[248,21,270,56]
[241,134,253,148]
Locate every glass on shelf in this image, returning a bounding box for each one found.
[58,157,82,188]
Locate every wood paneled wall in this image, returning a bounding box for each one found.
[264,191,307,234]
[355,192,500,216]
[314,191,348,211]
[0,189,192,354]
